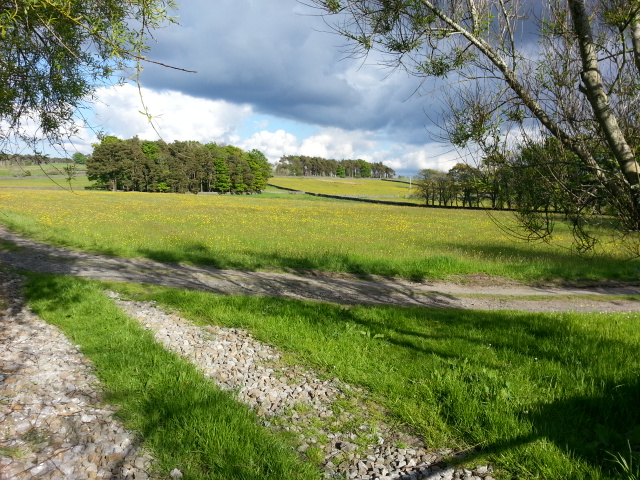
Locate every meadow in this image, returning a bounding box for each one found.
[268,176,424,203]
[0,175,92,189]
[0,162,86,177]
[0,188,638,282]
[3,187,639,479]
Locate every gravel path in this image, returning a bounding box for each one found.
[1,270,493,480]
[0,272,155,480]
[110,291,495,480]
[0,226,638,313]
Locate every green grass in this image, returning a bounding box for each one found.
[0,174,92,188]
[12,176,640,480]
[267,177,495,207]
[0,189,639,283]
[268,176,425,203]
[101,281,640,480]
[24,274,320,480]
[0,162,86,177]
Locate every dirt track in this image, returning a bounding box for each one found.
[1,225,639,312]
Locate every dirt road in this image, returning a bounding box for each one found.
[1,225,638,312]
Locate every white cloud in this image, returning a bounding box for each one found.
[300,128,378,160]
[65,83,464,175]
[91,83,253,145]
[386,146,462,172]
[23,0,470,172]
[238,129,300,161]
[238,123,463,173]
[238,127,382,163]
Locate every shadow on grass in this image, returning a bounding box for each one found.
[3,219,640,283]
[139,238,640,284]
[136,243,488,283]
[445,241,640,284]
[334,305,640,477]
[19,268,640,478]
[23,274,318,480]
[0,232,464,309]
[136,244,389,278]
[446,378,640,478]
[133,284,640,478]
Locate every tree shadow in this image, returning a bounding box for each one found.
[136,243,403,279]
[0,232,465,309]
[446,378,640,478]
[319,305,640,476]
[444,241,640,284]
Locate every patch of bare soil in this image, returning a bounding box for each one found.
[0,225,638,313]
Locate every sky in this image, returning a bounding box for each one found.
[70,0,466,175]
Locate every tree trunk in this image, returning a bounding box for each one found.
[630,18,640,75]
[568,0,640,189]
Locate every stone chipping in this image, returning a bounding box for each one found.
[0,273,155,480]
[0,266,494,480]
[110,292,494,480]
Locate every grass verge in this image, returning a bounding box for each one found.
[24,274,319,480]
[447,293,640,302]
[105,281,640,480]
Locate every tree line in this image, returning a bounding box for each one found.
[312,0,640,251]
[417,138,621,219]
[275,155,395,178]
[86,136,271,194]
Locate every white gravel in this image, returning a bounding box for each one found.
[0,273,155,480]
[0,269,494,480]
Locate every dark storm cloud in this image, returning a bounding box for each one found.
[140,0,434,144]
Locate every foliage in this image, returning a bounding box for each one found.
[416,163,505,209]
[415,168,456,207]
[0,0,181,153]
[71,152,88,165]
[275,155,394,178]
[86,137,271,194]
[310,0,640,251]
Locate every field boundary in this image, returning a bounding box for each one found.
[266,183,516,210]
[381,178,411,185]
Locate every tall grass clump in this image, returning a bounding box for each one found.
[608,442,640,480]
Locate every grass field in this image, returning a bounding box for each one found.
[0,189,638,282]
[268,177,424,203]
[0,174,92,188]
[0,162,86,177]
[4,187,639,479]
[25,274,640,480]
